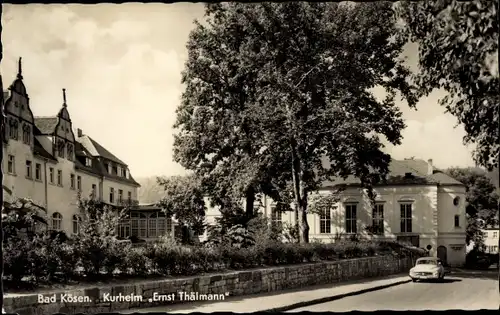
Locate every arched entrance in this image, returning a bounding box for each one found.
[437,246,448,265]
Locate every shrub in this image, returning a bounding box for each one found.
[3,236,33,283]
[297,244,316,262]
[192,247,223,272]
[146,243,176,275]
[103,241,129,275]
[30,232,78,283]
[124,247,151,276]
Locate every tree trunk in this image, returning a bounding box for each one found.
[244,186,255,222]
[290,143,309,243]
[294,203,299,243]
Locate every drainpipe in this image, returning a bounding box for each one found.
[43,159,48,231]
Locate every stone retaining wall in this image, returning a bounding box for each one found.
[5,255,415,315]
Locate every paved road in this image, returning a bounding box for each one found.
[289,270,499,311]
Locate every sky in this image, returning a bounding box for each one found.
[1,3,476,179]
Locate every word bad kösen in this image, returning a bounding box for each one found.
[38,292,230,304]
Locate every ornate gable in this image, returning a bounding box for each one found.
[4,58,35,124]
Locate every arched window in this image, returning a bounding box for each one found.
[52,212,63,231]
[67,143,74,160]
[22,124,31,144]
[9,119,18,140]
[57,140,65,158]
[72,214,81,234]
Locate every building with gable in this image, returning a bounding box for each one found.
[2,58,173,240]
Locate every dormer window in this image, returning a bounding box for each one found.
[112,165,118,175]
[22,124,31,144]
[85,157,92,167]
[67,143,74,160]
[104,163,110,173]
[121,168,127,178]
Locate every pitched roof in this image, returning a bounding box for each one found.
[77,135,127,165]
[74,140,140,187]
[34,117,58,135]
[321,158,464,188]
[33,138,57,162]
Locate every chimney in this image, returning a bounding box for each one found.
[77,128,83,137]
[427,159,433,175]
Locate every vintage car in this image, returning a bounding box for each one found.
[409,257,446,282]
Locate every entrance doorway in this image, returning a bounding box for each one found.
[437,246,448,265]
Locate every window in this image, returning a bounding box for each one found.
[57,170,62,186]
[77,175,81,191]
[128,191,132,201]
[130,213,148,238]
[494,232,498,238]
[85,157,92,167]
[118,189,123,203]
[9,119,18,140]
[271,206,282,229]
[493,246,498,252]
[400,203,413,233]
[157,212,166,236]
[148,213,158,238]
[25,160,32,178]
[35,163,42,181]
[52,212,62,231]
[104,163,110,173]
[166,216,173,237]
[319,208,331,234]
[92,184,97,198]
[72,215,81,234]
[139,214,147,238]
[372,204,384,235]
[118,219,131,238]
[22,124,30,144]
[67,143,73,160]
[7,155,15,174]
[345,204,357,234]
[70,174,75,189]
[121,168,127,177]
[49,167,54,184]
[57,140,65,158]
[109,187,115,203]
[112,165,118,175]
[454,215,460,227]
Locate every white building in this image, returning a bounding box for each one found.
[204,158,467,267]
[482,227,499,254]
[2,58,173,239]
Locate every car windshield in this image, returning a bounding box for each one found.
[416,259,438,265]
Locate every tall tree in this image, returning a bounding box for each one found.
[174,3,293,223]
[157,174,206,236]
[176,2,417,243]
[396,0,499,171]
[446,167,499,245]
[232,2,417,242]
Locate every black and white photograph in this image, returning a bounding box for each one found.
[0,1,498,314]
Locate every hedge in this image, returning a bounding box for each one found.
[3,235,425,289]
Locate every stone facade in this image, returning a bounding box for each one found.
[5,255,415,315]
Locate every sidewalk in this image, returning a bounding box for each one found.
[120,273,411,314]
